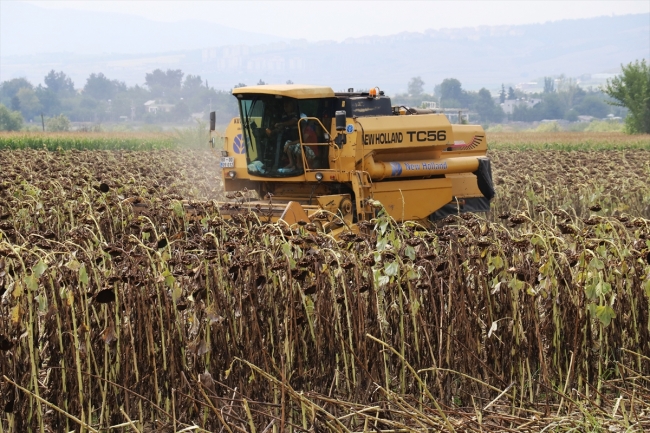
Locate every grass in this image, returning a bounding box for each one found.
[2,129,649,152]
[488,131,650,151]
[0,122,221,150]
[0,131,175,150]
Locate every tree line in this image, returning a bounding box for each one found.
[392,76,625,125]
[1,60,647,133]
[0,69,239,130]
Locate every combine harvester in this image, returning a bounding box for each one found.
[209,84,494,231]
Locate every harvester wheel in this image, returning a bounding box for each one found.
[339,198,353,216]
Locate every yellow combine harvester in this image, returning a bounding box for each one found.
[209,84,494,231]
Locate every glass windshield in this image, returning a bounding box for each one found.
[238,94,333,177]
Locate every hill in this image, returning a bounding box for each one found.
[1,3,647,92]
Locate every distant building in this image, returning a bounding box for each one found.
[606,114,623,122]
[500,98,540,115]
[577,115,594,122]
[144,100,174,114]
[515,82,541,93]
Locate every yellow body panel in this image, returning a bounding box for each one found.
[233,84,335,99]
[447,173,483,198]
[354,115,452,151]
[222,117,250,182]
[371,178,453,221]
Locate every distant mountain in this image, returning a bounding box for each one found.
[0,1,287,56]
[321,13,649,90]
[1,6,648,93]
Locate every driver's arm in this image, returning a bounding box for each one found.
[275,115,298,129]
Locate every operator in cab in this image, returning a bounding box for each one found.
[265,99,299,170]
[266,99,299,137]
[282,115,317,172]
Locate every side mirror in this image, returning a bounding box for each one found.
[335,110,346,131]
[209,111,216,131]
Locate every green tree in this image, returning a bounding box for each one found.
[543,77,555,93]
[512,103,534,122]
[557,77,580,109]
[0,104,24,131]
[564,109,578,122]
[507,86,516,100]
[499,84,506,104]
[106,84,150,122]
[603,59,650,134]
[436,78,469,108]
[576,94,610,118]
[474,88,504,123]
[16,87,42,120]
[512,95,566,122]
[183,75,204,93]
[171,100,191,122]
[570,86,587,107]
[84,73,126,100]
[439,78,463,102]
[44,70,75,95]
[74,95,107,122]
[408,76,425,96]
[10,96,20,111]
[0,78,33,100]
[539,93,566,119]
[145,69,184,97]
[46,114,71,131]
[35,87,61,116]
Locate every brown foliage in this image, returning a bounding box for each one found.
[0,148,649,431]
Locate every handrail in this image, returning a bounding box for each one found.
[297,116,340,169]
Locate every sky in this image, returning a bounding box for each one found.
[21,0,650,41]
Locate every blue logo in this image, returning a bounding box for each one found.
[346,124,354,134]
[389,162,402,176]
[233,134,245,154]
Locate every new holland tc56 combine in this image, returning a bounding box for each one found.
[209,84,494,231]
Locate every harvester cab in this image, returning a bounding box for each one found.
[209,84,494,231]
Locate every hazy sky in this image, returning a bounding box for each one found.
[22,0,650,41]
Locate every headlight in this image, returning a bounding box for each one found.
[315,172,323,182]
[228,171,236,179]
